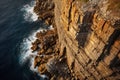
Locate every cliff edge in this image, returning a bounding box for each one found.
[32,0,120,79]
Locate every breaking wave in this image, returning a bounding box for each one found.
[20,1,54,78]
[21,1,38,22]
[19,25,53,79]
[19,28,46,72]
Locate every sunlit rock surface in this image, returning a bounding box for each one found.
[32,0,120,79]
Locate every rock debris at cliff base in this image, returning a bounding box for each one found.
[31,0,120,80]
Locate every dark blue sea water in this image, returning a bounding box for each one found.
[0,0,47,80]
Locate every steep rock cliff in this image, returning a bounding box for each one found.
[33,0,120,79]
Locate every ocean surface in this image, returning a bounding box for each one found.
[0,0,47,80]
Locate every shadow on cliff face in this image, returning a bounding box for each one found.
[96,29,120,63]
[76,11,95,48]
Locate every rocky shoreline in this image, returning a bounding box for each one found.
[31,0,72,79]
[31,28,72,79]
[31,0,120,80]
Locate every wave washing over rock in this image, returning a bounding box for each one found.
[28,0,120,80]
[19,28,49,79]
[19,0,120,79]
[21,1,38,22]
[19,25,53,71]
[18,1,54,79]
[19,26,54,79]
[19,28,42,70]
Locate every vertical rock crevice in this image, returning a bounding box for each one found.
[97,29,120,63]
[33,0,120,79]
[76,10,95,47]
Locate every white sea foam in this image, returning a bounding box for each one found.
[19,28,44,72]
[19,25,53,70]
[19,27,52,79]
[21,1,38,22]
[19,1,53,79]
[49,25,54,30]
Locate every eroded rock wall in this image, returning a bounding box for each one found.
[54,0,120,79]
[33,0,120,79]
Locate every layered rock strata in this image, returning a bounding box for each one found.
[32,0,120,79]
[34,0,55,25]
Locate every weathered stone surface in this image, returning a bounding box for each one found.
[53,0,120,79]
[34,0,55,25]
[32,0,120,79]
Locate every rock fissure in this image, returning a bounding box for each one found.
[97,29,120,63]
[32,0,120,79]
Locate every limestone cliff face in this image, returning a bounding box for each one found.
[33,0,120,79]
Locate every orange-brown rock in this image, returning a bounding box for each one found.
[34,0,55,25]
[33,0,120,79]
[53,0,120,79]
